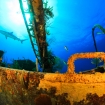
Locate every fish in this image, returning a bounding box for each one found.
[64,46,68,51]
[91,58,103,65]
[63,60,67,65]
[97,32,105,34]
[0,30,27,43]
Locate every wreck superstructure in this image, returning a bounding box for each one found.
[19,0,52,72]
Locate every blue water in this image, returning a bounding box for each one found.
[0,0,105,73]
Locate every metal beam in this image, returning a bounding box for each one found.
[19,0,53,72]
[19,0,42,67]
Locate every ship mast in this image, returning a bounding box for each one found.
[19,0,53,72]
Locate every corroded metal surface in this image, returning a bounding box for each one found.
[43,73,105,83]
[0,67,44,105]
[0,67,105,105]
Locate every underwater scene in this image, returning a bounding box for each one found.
[0,0,105,105]
[0,0,105,73]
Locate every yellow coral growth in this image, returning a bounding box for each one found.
[67,52,105,74]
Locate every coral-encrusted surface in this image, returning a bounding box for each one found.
[1,67,105,105]
[0,67,44,105]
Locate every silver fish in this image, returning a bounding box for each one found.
[91,58,103,65]
[64,46,68,51]
[97,32,104,34]
[63,60,67,65]
[0,30,27,43]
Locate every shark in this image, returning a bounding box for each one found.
[0,30,27,43]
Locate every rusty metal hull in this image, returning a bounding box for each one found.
[0,67,105,105]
